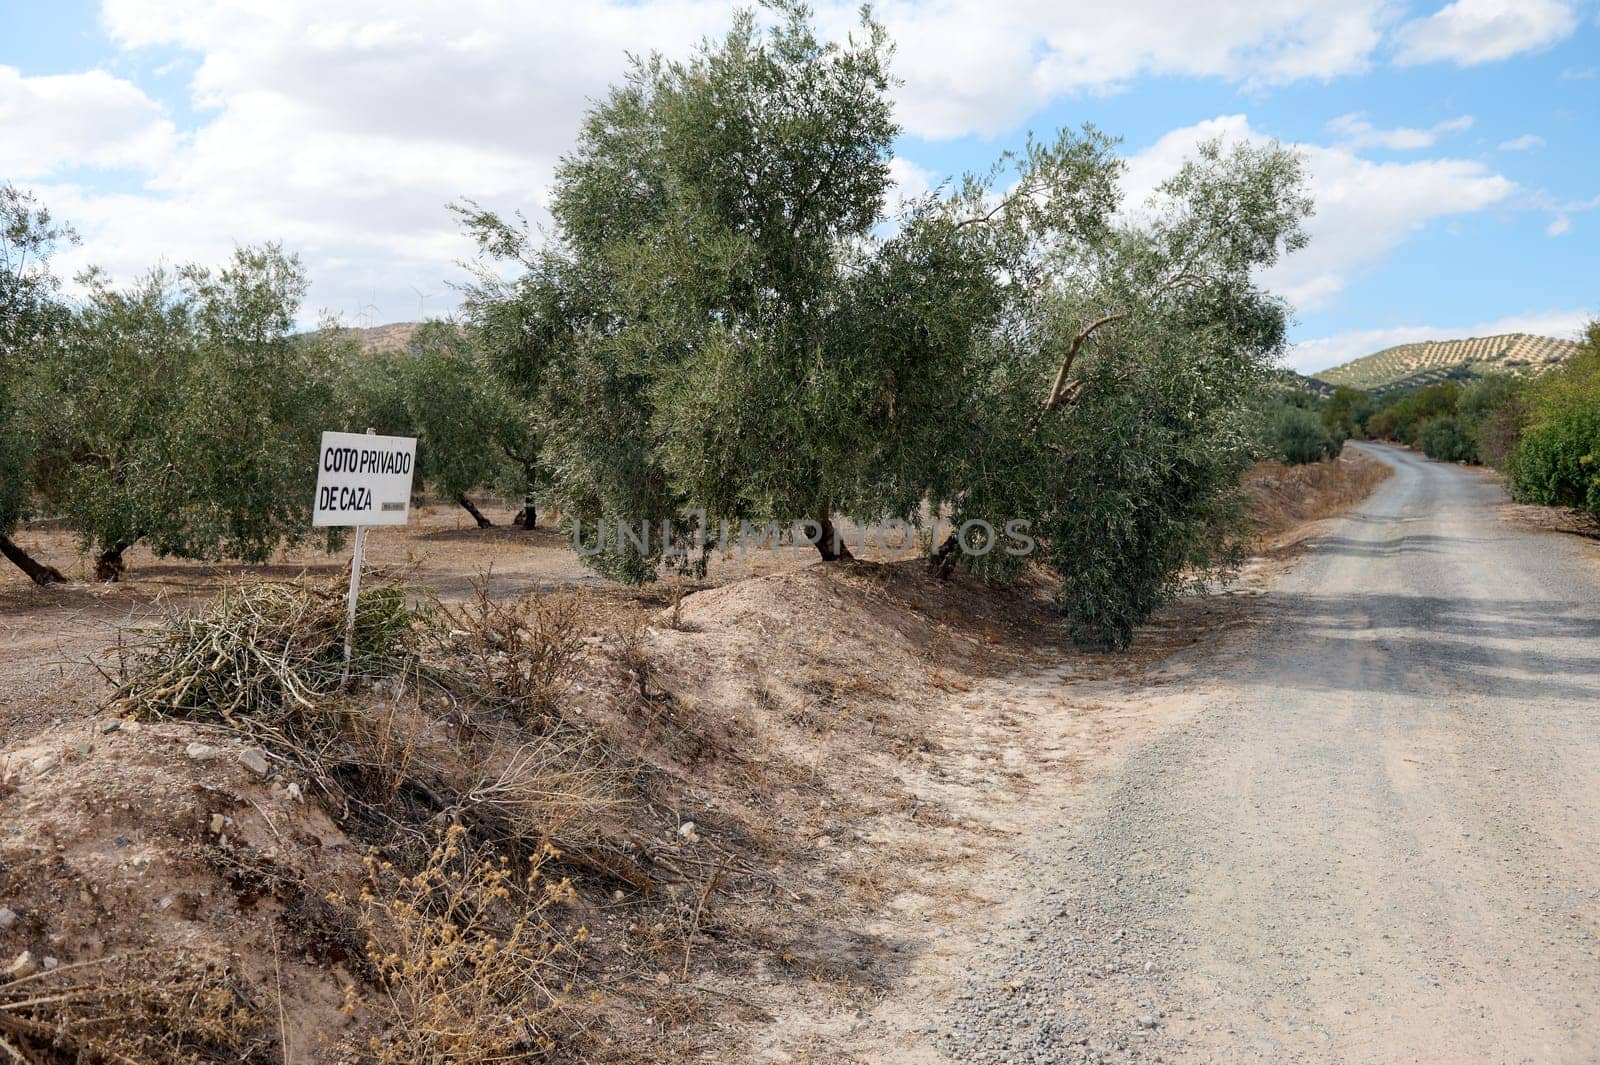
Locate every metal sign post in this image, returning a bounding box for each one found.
[311,426,418,686]
[342,518,369,684]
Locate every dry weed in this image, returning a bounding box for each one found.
[432,582,585,725]
[464,729,623,844]
[345,825,584,1063]
[612,618,653,700]
[0,952,251,1064]
[665,581,688,631]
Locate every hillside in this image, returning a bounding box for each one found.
[337,320,422,353]
[1315,332,1582,391]
[1271,368,1337,400]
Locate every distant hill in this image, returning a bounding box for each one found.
[1315,333,1582,393]
[336,321,422,353]
[1270,368,1337,400]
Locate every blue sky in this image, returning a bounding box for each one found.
[4,0,1597,372]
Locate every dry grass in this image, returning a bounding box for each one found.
[0,953,251,1064]
[344,825,584,1064]
[1243,451,1393,542]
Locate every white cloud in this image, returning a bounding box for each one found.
[1394,0,1579,66]
[1121,115,1517,313]
[1525,191,1600,241]
[0,66,177,178]
[842,0,1394,139]
[885,157,939,208]
[1327,111,1473,150]
[1287,309,1593,374]
[1498,133,1546,151]
[8,0,1547,326]
[57,0,734,323]
[61,0,1403,321]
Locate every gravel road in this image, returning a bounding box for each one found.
[933,444,1600,1064]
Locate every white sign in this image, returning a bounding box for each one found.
[312,430,417,527]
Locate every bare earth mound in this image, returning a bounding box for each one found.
[0,721,364,1056]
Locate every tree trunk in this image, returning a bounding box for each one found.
[94,540,133,583]
[456,493,493,528]
[512,495,536,531]
[929,532,960,579]
[814,514,854,562]
[0,534,66,586]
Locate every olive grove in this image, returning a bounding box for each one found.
[459,2,1313,647]
[2,6,1318,649]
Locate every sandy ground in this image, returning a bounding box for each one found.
[797,442,1600,1064]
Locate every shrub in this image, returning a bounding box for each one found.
[1417,415,1478,463]
[1366,407,1400,441]
[1322,386,1377,437]
[1257,401,1343,465]
[431,580,585,725]
[1507,319,1600,515]
[1508,405,1600,515]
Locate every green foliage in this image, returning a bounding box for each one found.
[1508,321,1600,514]
[32,245,338,567]
[1452,374,1524,467]
[0,184,75,536]
[1360,374,1529,467]
[459,2,904,579]
[1363,381,1460,444]
[403,322,539,505]
[331,337,413,438]
[1417,415,1477,463]
[1508,408,1600,513]
[1322,386,1376,438]
[326,321,540,521]
[461,4,1311,649]
[1257,401,1344,465]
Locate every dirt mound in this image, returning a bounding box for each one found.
[675,559,1055,670]
[0,719,363,1055]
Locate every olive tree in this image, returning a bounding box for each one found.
[458,2,898,580]
[0,184,73,584]
[402,321,539,528]
[34,245,337,579]
[929,137,1312,646]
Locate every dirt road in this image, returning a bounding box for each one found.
[861,444,1600,1064]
